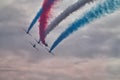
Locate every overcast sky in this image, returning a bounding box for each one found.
[0,0,120,80]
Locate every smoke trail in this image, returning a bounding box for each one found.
[45,0,94,38]
[27,8,43,33]
[50,0,120,52]
[39,0,58,46]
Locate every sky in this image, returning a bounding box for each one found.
[0,0,120,80]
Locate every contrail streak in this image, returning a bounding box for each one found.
[27,8,43,33]
[39,0,58,46]
[45,0,94,38]
[50,0,120,52]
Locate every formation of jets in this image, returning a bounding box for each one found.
[23,28,54,55]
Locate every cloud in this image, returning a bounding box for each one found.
[51,10,120,57]
[0,0,120,79]
[0,55,120,80]
[0,0,119,58]
[0,0,14,8]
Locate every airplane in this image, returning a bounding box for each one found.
[49,51,55,56]
[43,44,55,55]
[35,39,41,44]
[35,39,48,47]
[29,42,39,51]
[35,39,54,55]
[44,43,48,47]
[22,28,32,36]
[45,47,55,55]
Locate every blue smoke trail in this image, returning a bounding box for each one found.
[45,0,94,37]
[27,8,43,33]
[50,0,120,52]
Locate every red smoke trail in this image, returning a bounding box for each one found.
[39,0,58,46]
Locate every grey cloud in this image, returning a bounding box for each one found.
[0,0,51,62]
[51,11,120,58]
[0,56,120,80]
[0,0,120,80]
